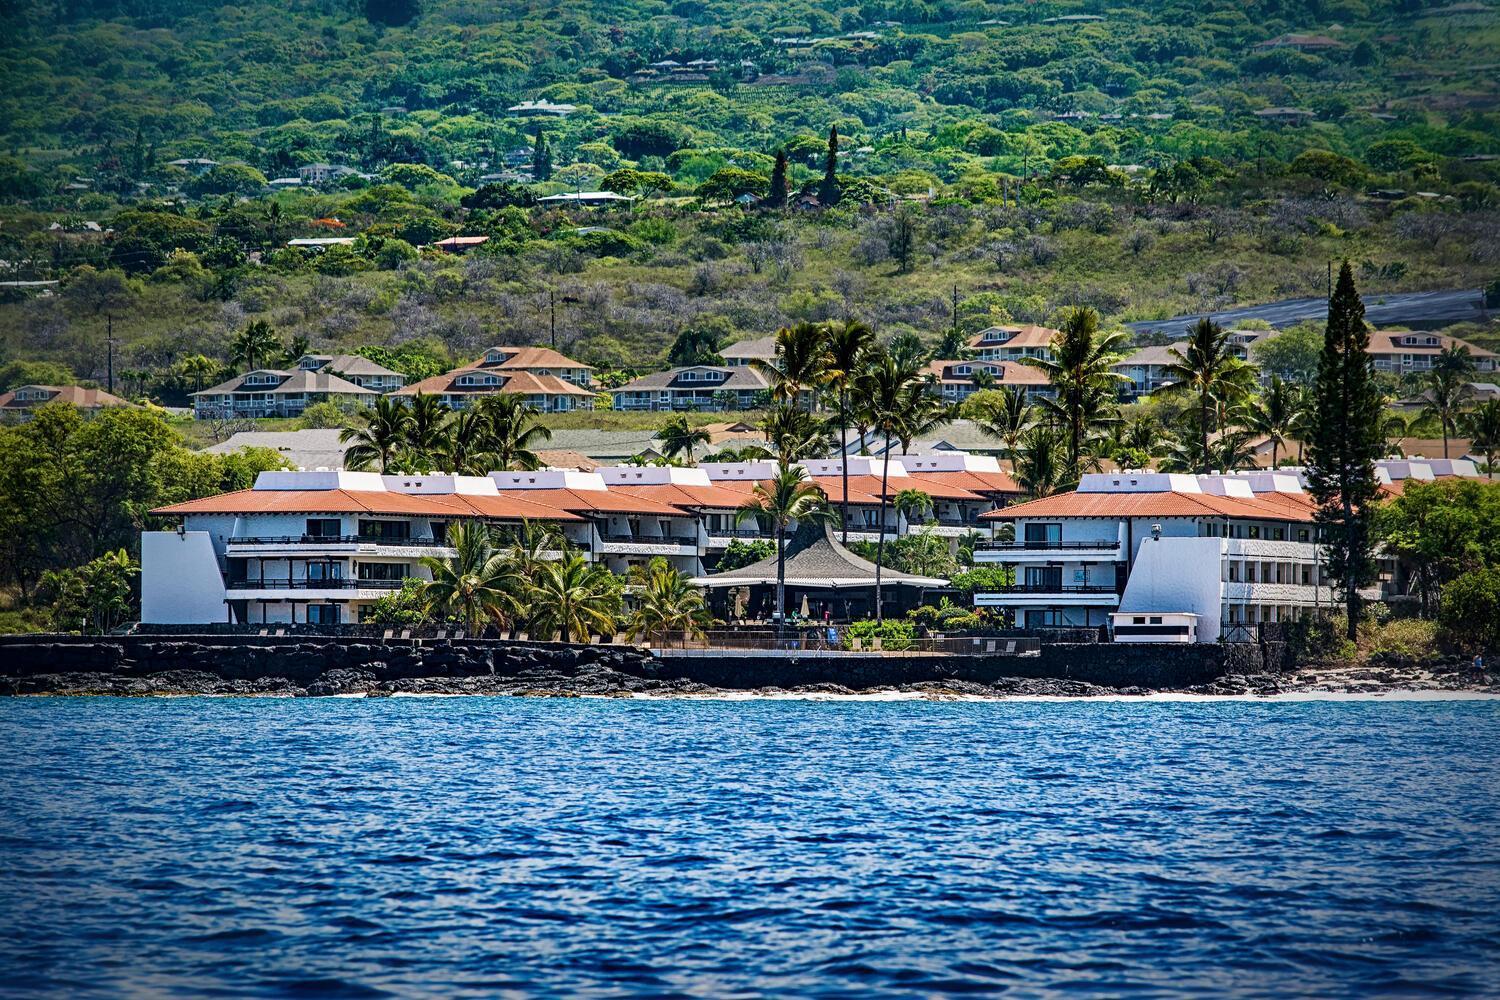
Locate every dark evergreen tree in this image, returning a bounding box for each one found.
[819,124,840,205]
[767,148,789,209]
[532,130,552,182]
[365,0,419,26]
[1305,261,1385,640]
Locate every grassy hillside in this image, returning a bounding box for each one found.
[0,0,1497,395]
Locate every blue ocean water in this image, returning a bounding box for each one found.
[1,698,1498,998]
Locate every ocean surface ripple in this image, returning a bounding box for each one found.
[1,698,1498,997]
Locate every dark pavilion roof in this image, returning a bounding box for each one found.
[692,521,948,589]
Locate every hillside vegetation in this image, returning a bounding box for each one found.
[0,0,1498,396]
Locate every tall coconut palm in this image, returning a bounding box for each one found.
[419,522,523,635]
[894,382,953,453]
[736,462,829,624]
[858,351,928,620]
[440,409,495,475]
[281,334,312,368]
[969,385,1032,457]
[178,354,219,393]
[1249,375,1306,468]
[1159,317,1256,474]
[894,488,934,526]
[626,557,711,647]
[761,404,831,462]
[478,393,552,472]
[825,318,875,543]
[401,393,452,471]
[1463,399,1500,478]
[754,321,830,408]
[1019,307,1130,481]
[229,319,282,372]
[656,415,711,464]
[528,552,621,642]
[1420,367,1473,459]
[341,396,411,473]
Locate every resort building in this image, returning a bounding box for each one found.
[394,347,596,412]
[609,366,771,411]
[1112,344,1182,398]
[967,325,1059,363]
[192,369,378,420]
[972,471,1333,638]
[0,384,133,419]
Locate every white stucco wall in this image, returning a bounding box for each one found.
[141,531,228,623]
[1119,536,1224,641]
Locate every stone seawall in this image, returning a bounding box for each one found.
[0,634,1260,697]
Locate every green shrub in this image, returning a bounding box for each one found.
[1439,568,1500,652]
[842,618,915,650]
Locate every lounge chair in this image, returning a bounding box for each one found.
[871,637,883,651]
[435,629,448,640]
[850,637,863,652]
[453,630,465,640]
[382,629,393,640]
[985,640,997,654]
[517,632,529,642]
[257,628,268,637]
[399,629,411,640]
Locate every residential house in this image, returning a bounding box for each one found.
[295,354,407,393]
[1254,33,1344,51]
[1369,331,1498,374]
[610,366,771,411]
[1253,107,1318,124]
[968,325,1060,363]
[428,235,490,253]
[926,359,1052,402]
[192,369,378,420]
[1113,344,1183,398]
[393,347,596,412]
[537,191,635,207]
[168,158,219,175]
[298,163,360,185]
[507,100,577,117]
[0,384,132,419]
[719,336,777,368]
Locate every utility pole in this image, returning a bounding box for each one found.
[549,288,557,348]
[105,313,118,394]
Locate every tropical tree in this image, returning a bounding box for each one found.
[441,409,494,475]
[1249,375,1306,468]
[894,382,954,453]
[177,354,219,393]
[229,319,282,372]
[1420,367,1474,460]
[754,321,830,408]
[419,522,522,635]
[341,396,411,473]
[656,415,711,463]
[967,386,1032,456]
[736,462,829,624]
[478,394,551,472]
[858,351,929,619]
[761,404,830,462]
[281,334,311,367]
[894,488,934,525]
[401,393,452,470]
[1019,307,1129,481]
[1013,425,1066,498]
[825,318,874,543]
[528,553,622,641]
[1463,400,1500,477]
[626,557,711,647]
[1160,317,1257,474]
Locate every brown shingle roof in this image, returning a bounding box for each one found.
[0,384,132,410]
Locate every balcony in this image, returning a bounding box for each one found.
[974,584,1120,607]
[228,534,450,546]
[978,539,1119,550]
[226,578,405,591]
[982,584,1118,595]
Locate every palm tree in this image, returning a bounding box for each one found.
[401,393,452,471]
[656,415,711,464]
[1013,425,1066,498]
[858,351,928,620]
[1434,343,1477,378]
[229,319,282,372]
[281,334,312,367]
[626,557,711,647]
[761,404,830,462]
[478,394,551,471]
[894,383,953,453]
[736,463,829,624]
[341,396,411,473]
[441,409,494,475]
[178,354,219,393]
[969,385,1033,457]
[419,522,523,635]
[702,444,774,462]
[1159,317,1256,474]
[1019,307,1130,481]
[528,553,621,642]
[894,488,934,526]
[754,322,830,408]
[825,318,875,544]
[1463,400,1500,478]
[1248,375,1305,468]
[1420,368,1473,460]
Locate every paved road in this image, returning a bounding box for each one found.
[1129,288,1487,336]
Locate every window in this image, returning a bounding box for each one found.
[1149,616,1162,624]
[1023,523,1062,546]
[305,561,343,581]
[955,365,971,376]
[305,518,341,538]
[307,604,341,624]
[358,520,410,541]
[1248,525,1261,539]
[1024,610,1063,627]
[1297,529,1310,542]
[357,562,407,581]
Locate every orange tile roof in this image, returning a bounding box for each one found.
[393,369,595,398]
[1368,332,1496,359]
[152,488,583,521]
[809,474,985,502]
[504,488,687,516]
[480,346,594,370]
[980,489,1319,522]
[908,470,1025,495]
[967,325,1060,350]
[926,360,1050,385]
[610,482,762,510]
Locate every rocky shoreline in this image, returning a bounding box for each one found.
[0,636,1492,699]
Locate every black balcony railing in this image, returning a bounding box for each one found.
[707,527,772,539]
[225,578,405,590]
[600,534,699,546]
[228,534,449,546]
[976,540,1120,551]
